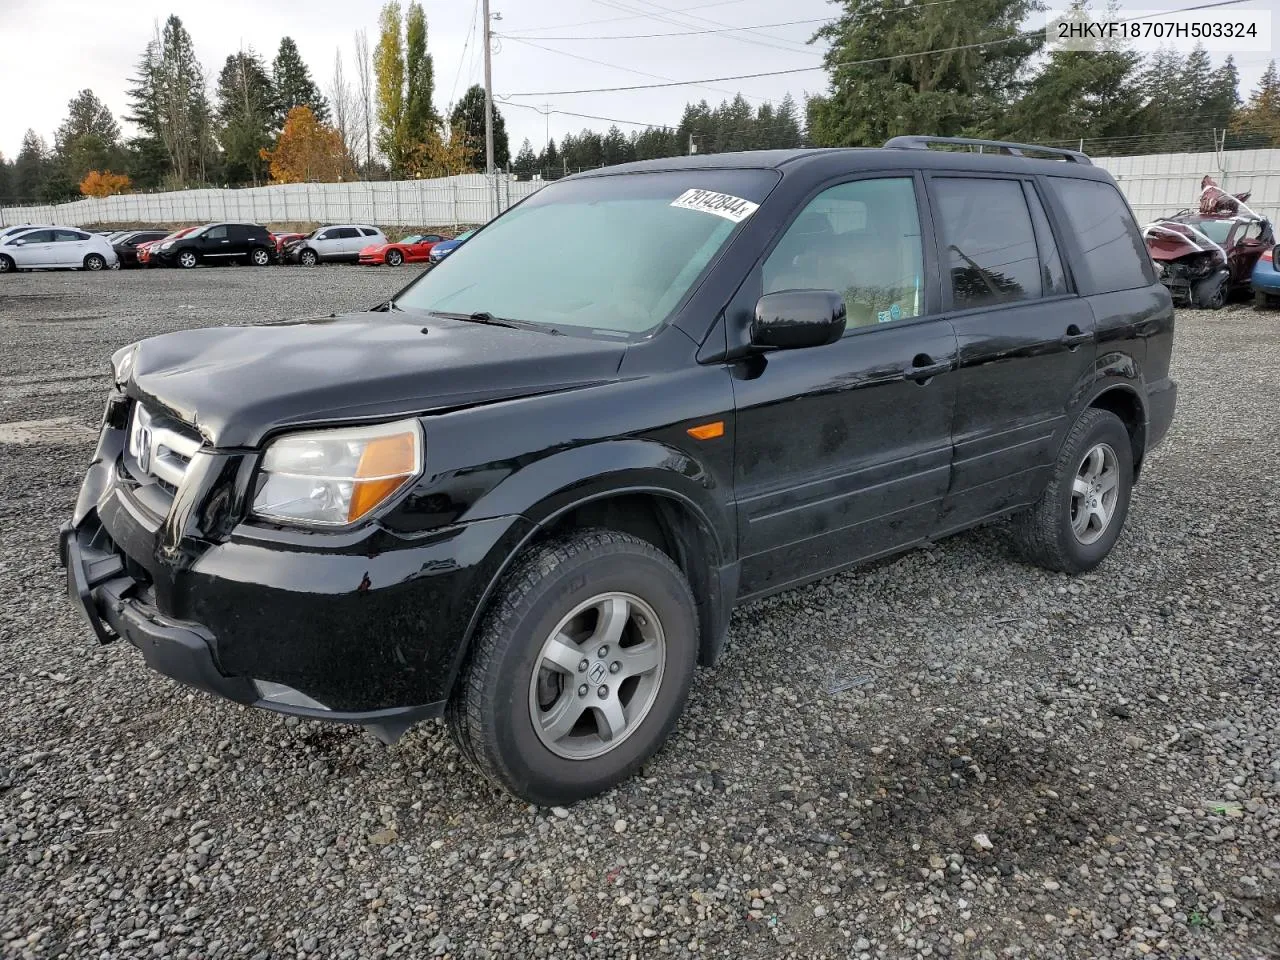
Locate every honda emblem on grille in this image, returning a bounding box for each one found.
[136,424,153,472]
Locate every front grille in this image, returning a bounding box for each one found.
[127,404,203,494]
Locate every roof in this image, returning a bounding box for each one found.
[570,146,1114,181]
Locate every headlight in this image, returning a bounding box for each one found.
[160,241,173,250]
[252,419,423,526]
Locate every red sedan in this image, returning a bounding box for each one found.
[358,234,445,266]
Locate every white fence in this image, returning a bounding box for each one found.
[0,173,546,229]
[5,149,1280,230]
[1095,149,1280,224]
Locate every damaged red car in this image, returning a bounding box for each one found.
[1144,176,1273,308]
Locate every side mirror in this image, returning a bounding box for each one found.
[750,290,846,350]
[12,239,25,246]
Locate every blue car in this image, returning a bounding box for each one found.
[427,229,475,265]
[1251,244,1280,307]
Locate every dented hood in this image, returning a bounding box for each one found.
[125,310,626,447]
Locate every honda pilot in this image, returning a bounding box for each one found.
[61,137,1176,805]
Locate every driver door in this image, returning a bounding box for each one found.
[10,230,55,267]
[731,174,958,597]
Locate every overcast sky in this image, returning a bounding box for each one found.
[1,0,1276,161]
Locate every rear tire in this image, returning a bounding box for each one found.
[446,529,698,806]
[1011,408,1134,574]
[250,247,271,266]
[386,249,404,266]
[83,253,106,271]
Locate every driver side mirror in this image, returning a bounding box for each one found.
[12,239,25,246]
[751,290,846,350]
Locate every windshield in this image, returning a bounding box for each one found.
[396,169,778,335]
[1187,218,1233,245]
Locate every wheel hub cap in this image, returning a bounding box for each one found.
[528,592,666,761]
[1070,442,1120,545]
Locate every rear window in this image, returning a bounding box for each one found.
[1048,178,1154,293]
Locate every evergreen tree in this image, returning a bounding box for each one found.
[1199,55,1240,131]
[13,130,48,201]
[126,16,216,187]
[0,154,11,202]
[601,125,634,166]
[450,84,509,169]
[774,93,804,147]
[404,3,437,145]
[512,138,537,178]
[217,50,275,185]
[538,137,560,176]
[273,37,329,127]
[54,90,123,182]
[806,0,1043,146]
[1231,59,1280,145]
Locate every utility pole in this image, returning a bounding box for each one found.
[482,0,495,176]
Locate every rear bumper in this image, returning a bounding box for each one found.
[1146,376,1177,452]
[1251,269,1280,293]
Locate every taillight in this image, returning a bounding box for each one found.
[1262,248,1273,263]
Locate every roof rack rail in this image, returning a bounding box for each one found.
[883,135,1092,165]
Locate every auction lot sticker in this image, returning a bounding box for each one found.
[671,189,760,223]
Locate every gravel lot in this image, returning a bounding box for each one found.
[2,266,1278,960]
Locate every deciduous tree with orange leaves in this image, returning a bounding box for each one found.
[260,105,349,183]
[80,170,131,197]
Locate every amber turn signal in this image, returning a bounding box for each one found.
[687,421,725,441]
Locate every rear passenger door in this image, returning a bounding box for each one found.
[337,227,365,259]
[52,229,90,266]
[928,174,1097,532]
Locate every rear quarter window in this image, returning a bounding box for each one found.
[1047,178,1154,293]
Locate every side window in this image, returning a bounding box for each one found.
[205,225,228,240]
[424,235,443,243]
[763,177,924,328]
[317,229,335,240]
[337,227,360,239]
[1024,184,1069,296]
[14,230,52,244]
[1047,178,1154,292]
[1242,220,1265,242]
[54,230,87,242]
[932,177,1042,308]
[359,227,379,237]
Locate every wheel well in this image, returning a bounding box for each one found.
[1089,388,1146,474]
[541,493,721,664]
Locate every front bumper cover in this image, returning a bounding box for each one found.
[59,518,444,742]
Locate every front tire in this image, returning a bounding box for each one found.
[385,249,404,266]
[1011,408,1134,573]
[299,249,318,267]
[83,253,106,271]
[177,250,198,269]
[0,255,13,274]
[447,529,698,806]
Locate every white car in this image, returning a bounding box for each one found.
[0,226,119,273]
[287,224,386,265]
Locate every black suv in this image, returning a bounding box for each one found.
[152,222,274,268]
[61,138,1176,805]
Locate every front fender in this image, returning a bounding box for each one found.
[463,438,733,558]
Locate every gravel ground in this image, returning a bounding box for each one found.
[1,266,1278,960]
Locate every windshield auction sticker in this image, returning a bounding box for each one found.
[670,189,760,223]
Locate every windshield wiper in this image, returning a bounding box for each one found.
[428,310,522,329]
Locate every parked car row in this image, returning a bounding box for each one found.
[0,221,473,273]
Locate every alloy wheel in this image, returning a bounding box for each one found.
[528,592,666,760]
[1071,442,1120,545]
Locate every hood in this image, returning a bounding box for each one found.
[1144,221,1224,263]
[125,311,627,447]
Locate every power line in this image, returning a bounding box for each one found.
[501,0,756,35]
[505,0,1254,97]
[507,16,830,41]
[446,0,482,112]
[501,33,772,103]
[498,98,673,130]
[594,0,812,55]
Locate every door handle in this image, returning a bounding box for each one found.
[905,354,952,382]
[1060,324,1093,348]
